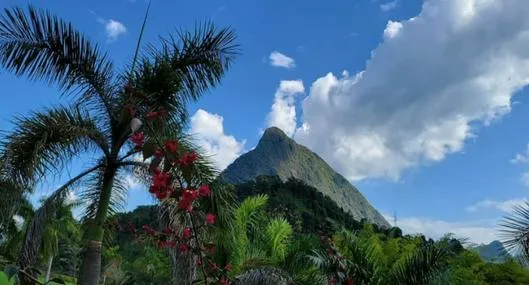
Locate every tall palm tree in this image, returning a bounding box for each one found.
[0,5,238,285]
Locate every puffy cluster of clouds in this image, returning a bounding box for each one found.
[190,109,246,170]
[267,0,529,181]
[266,80,305,136]
[104,19,127,41]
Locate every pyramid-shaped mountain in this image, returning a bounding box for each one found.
[220,127,390,228]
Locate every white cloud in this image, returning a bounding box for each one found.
[383,21,403,39]
[65,190,78,205]
[269,51,296,69]
[467,197,528,213]
[289,0,529,181]
[386,214,498,244]
[124,174,142,190]
[266,80,305,137]
[511,143,529,163]
[104,19,127,41]
[380,0,399,11]
[190,109,246,170]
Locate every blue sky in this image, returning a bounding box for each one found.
[3,0,529,244]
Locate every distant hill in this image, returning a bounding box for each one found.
[471,240,510,263]
[220,127,390,228]
[233,175,366,233]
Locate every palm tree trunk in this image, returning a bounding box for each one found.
[78,165,117,285]
[45,255,53,283]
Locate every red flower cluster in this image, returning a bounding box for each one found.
[198,185,211,197]
[165,140,178,153]
[179,243,190,253]
[182,227,192,239]
[178,151,198,167]
[131,132,145,149]
[146,109,168,121]
[206,213,217,225]
[220,276,229,285]
[149,170,172,200]
[142,224,156,236]
[178,189,198,212]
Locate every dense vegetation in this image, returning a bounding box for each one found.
[3,186,529,284]
[2,4,529,285]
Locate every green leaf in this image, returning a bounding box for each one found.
[47,278,66,284]
[142,140,157,160]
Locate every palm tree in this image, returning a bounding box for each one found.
[210,194,323,284]
[40,198,80,283]
[500,201,529,264]
[310,229,448,285]
[0,5,237,285]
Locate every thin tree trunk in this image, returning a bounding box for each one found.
[45,255,53,283]
[78,165,117,285]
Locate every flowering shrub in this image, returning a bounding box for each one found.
[125,91,230,284]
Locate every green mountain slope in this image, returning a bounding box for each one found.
[220,127,390,228]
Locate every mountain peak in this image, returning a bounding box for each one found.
[221,128,390,228]
[261,127,289,140]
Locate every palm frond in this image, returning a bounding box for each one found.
[0,5,115,115]
[80,165,127,221]
[234,267,292,285]
[387,244,447,285]
[2,106,108,185]
[0,173,25,231]
[500,201,529,263]
[129,22,238,125]
[228,195,268,272]
[265,217,293,263]
[18,163,100,270]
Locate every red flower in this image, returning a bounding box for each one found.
[156,190,168,200]
[206,213,216,225]
[209,262,218,271]
[224,263,232,272]
[182,227,192,239]
[142,224,156,236]
[154,148,164,158]
[178,189,198,211]
[146,111,159,121]
[166,240,177,248]
[152,171,170,188]
[149,185,160,194]
[220,276,229,285]
[179,243,189,253]
[162,227,173,234]
[346,278,354,285]
[330,278,336,285]
[131,132,145,147]
[157,240,165,249]
[164,140,178,153]
[178,152,198,167]
[196,259,203,266]
[198,185,211,197]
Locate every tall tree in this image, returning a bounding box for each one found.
[0,5,237,285]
